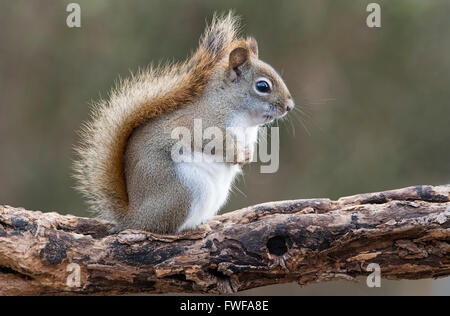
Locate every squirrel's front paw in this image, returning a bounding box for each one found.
[232,146,254,166]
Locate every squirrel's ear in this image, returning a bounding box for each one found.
[229,46,250,70]
[229,46,250,81]
[247,37,259,58]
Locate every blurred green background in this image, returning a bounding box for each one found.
[0,0,449,295]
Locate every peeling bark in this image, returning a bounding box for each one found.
[0,185,448,295]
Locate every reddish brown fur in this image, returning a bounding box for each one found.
[108,55,219,211]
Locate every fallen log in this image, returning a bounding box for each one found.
[0,185,448,295]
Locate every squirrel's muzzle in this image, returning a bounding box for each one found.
[285,98,295,112]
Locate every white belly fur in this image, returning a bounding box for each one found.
[176,124,259,232]
[176,159,241,232]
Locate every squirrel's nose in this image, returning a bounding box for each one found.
[285,99,295,112]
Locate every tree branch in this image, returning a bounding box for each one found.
[0,185,448,295]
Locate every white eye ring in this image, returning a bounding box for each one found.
[254,77,273,96]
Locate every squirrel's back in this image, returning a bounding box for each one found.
[73,13,242,221]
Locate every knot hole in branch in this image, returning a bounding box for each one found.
[267,235,290,256]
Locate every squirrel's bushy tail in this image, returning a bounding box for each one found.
[73,12,240,221]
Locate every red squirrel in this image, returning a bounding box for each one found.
[74,13,294,234]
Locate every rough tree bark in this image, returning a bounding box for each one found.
[0,185,448,295]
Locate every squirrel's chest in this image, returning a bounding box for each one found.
[176,160,240,231]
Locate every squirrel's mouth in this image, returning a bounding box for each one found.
[261,103,290,124]
[263,114,274,123]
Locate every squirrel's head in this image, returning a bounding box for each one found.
[223,37,294,126]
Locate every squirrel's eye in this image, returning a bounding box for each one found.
[254,78,272,95]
